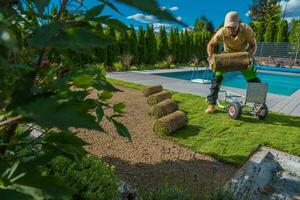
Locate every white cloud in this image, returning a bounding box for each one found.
[169,6,179,11]
[127,13,159,23]
[176,16,182,21]
[245,10,251,17]
[160,6,167,11]
[280,0,300,21]
[153,23,173,32]
[182,26,194,32]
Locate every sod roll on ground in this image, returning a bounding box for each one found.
[148,99,179,119]
[143,85,163,97]
[147,91,172,106]
[210,52,250,72]
[153,111,188,135]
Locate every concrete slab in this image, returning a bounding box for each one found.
[225,146,300,200]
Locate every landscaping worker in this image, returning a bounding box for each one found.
[205,11,261,114]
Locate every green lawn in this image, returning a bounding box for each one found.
[108,78,300,166]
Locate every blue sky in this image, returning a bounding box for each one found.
[89,0,254,29]
[56,0,300,30]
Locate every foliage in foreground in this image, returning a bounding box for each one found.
[0,0,182,199]
[49,155,119,200]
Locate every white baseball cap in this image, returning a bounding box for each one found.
[224,11,240,27]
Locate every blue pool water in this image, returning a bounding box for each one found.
[155,69,300,96]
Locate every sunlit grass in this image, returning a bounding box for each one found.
[109,78,300,166]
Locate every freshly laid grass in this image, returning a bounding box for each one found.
[108,78,300,165]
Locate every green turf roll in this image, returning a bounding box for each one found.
[210,52,250,72]
[149,99,178,119]
[153,111,188,135]
[143,85,163,97]
[147,91,172,106]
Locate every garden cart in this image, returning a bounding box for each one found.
[217,82,269,120]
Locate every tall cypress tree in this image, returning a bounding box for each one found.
[119,31,130,55]
[137,26,147,65]
[128,25,138,64]
[158,26,168,61]
[276,20,288,42]
[145,25,157,64]
[179,30,187,63]
[185,30,192,62]
[174,27,180,63]
[106,27,120,66]
[250,21,264,42]
[194,16,214,33]
[264,20,277,42]
[168,28,176,60]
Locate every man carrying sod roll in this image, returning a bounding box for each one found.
[205,11,261,114]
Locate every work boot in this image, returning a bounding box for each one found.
[205,104,216,114]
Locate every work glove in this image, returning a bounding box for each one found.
[248,57,254,69]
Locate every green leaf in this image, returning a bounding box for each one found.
[85,5,105,20]
[103,19,129,32]
[0,24,17,49]
[96,106,104,122]
[115,0,187,26]
[16,96,101,132]
[8,161,20,179]
[0,189,32,200]
[98,91,113,100]
[111,119,131,141]
[13,176,72,200]
[113,102,126,114]
[72,74,94,89]
[28,22,65,49]
[93,15,112,22]
[44,132,88,147]
[50,28,116,49]
[98,0,123,15]
[93,79,119,92]
[42,143,87,161]
[32,0,50,15]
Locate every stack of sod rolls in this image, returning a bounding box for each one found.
[143,85,163,97]
[148,99,178,119]
[143,85,188,135]
[153,111,188,135]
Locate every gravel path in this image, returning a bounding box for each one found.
[77,85,237,196]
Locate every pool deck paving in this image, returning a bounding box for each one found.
[107,67,300,117]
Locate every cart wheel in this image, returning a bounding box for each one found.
[228,102,242,119]
[256,103,268,120]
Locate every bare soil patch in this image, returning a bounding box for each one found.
[77,85,237,196]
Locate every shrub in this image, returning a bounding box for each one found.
[141,186,189,200]
[130,66,138,71]
[49,155,119,200]
[208,189,236,200]
[189,56,199,65]
[166,55,174,66]
[113,61,124,72]
[119,54,133,70]
[155,61,168,69]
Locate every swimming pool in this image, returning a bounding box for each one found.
[155,69,300,96]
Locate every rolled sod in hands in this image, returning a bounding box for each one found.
[153,111,188,135]
[149,99,179,119]
[147,91,172,106]
[210,52,250,73]
[143,85,163,97]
